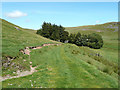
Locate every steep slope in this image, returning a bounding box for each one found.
[1,19,118,88]
[2,19,60,76]
[2,19,59,57]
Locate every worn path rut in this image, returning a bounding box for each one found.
[1,43,62,82]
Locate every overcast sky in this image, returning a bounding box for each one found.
[2,2,118,30]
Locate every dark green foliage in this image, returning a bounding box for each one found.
[37,22,103,49]
[68,33,76,44]
[68,32,103,49]
[50,31,60,41]
[60,31,69,42]
[36,29,42,35]
[81,34,88,46]
[87,33,103,49]
[36,22,68,42]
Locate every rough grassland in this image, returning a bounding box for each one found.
[65,22,118,64]
[1,19,118,88]
[2,44,118,88]
[2,19,60,57]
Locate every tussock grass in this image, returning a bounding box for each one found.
[3,44,118,88]
[2,19,118,88]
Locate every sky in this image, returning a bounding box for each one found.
[2,2,118,30]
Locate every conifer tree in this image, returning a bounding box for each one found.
[68,33,76,44]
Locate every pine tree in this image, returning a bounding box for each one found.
[81,34,88,46]
[60,31,69,42]
[68,33,76,44]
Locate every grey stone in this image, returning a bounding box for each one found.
[14,27,20,31]
[3,63,8,68]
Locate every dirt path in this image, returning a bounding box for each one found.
[0,65,37,82]
[1,43,62,82]
[20,43,62,55]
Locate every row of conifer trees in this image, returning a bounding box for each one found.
[36,22,69,43]
[36,22,103,49]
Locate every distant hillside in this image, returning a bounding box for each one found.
[65,22,118,34]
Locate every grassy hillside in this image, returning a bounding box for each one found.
[2,44,118,88]
[2,19,59,57]
[65,22,118,33]
[2,19,60,76]
[65,22,118,63]
[1,19,118,88]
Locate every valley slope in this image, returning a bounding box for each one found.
[1,19,118,88]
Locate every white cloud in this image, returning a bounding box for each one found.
[5,10,27,18]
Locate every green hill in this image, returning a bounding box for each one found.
[1,19,118,88]
[2,18,60,77]
[65,22,118,33]
[65,22,118,63]
[2,19,59,57]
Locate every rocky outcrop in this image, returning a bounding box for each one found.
[14,27,20,31]
[1,43,62,81]
[2,56,16,68]
[0,65,37,82]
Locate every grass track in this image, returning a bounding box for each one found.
[2,19,118,88]
[2,45,118,88]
